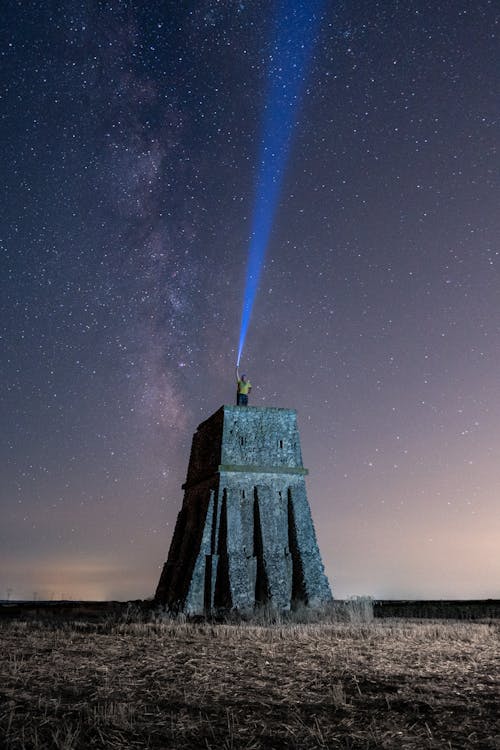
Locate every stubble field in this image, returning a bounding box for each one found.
[0,616,498,749]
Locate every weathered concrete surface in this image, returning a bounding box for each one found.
[155,405,332,614]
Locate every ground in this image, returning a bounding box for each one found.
[0,617,498,749]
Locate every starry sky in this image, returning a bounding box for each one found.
[1,0,499,602]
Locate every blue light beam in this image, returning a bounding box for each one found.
[237,0,325,366]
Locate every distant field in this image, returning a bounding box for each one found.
[1,617,498,749]
[1,598,499,622]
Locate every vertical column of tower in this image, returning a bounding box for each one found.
[217,484,255,611]
[183,489,218,614]
[254,485,292,609]
[155,483,217,613]
[287,483,332,606]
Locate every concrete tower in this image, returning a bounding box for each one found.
[155,405,332,614]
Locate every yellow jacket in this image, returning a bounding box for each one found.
[237,379,251,395]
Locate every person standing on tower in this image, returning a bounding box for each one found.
[236,366,252,406]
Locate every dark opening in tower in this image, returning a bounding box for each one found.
[253,488,269,605]
[288,488,308,606]
[214,489,231,609]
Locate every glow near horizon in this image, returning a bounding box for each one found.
[236,0,325,366]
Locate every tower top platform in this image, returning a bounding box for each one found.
[184,405,306,489]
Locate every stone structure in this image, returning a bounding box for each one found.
[155,405,332,614]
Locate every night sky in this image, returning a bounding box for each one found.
[2,1,499,602]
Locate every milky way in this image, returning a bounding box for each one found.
[1,1,498,601]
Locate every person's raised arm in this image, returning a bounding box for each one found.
[236,365,240,382]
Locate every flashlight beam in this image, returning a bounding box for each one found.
[236,0,325,366]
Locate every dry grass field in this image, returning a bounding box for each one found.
[0,613,498,749]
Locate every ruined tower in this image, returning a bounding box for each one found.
[155,405,332,614]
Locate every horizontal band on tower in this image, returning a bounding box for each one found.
[218,464,308,476]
